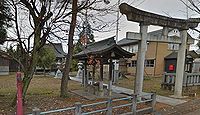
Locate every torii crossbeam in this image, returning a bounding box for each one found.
[120,3,200,30]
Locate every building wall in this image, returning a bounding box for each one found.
[0,57,9,75]
[119,58,127,74]
[127,42,159,76]
[125,42,181,76]
[120,29,192,76]
[154,42,172,76]
[125,41,190,76]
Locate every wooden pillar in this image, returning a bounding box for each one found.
[99,58,104,96]
[92,63,96,85]
[135,23,148,94]
[82,60,85,85]
[174,30,187,97]
[83,60,88,87]
[108,59,113,96]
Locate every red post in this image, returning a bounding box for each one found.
[16,72,23,115]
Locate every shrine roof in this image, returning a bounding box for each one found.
[165,51,198,59]
[74,36,134,59]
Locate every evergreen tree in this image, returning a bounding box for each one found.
[37,45,56,75]
[75,20,95,54]
[0,0,12,44]
[72,20,95,71]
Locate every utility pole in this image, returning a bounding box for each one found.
[116,0,120,42]
[186,0,189,19]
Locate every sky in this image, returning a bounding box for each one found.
[94,0,200,42]
[1,0,199,52]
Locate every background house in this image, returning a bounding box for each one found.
[51,43,67,65]
[0,52,10,75]
[164,51,197,73]
[35,43,67,75]
[117,29,195,76]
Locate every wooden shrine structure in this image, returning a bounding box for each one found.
[74,37,134,96]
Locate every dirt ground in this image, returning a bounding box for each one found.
[0,73,199,115]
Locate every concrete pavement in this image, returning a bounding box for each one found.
[69,77,187,106]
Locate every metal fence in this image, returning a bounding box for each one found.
[28,93,156,115]
[162,72,200,89]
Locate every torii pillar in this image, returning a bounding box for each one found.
[135,23,148,94]
[174,30,187,97]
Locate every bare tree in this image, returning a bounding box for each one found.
[6,0,82,105]
[180,0,200,33]
[60,0,118,97]
[179,0,200,49]
[61,0,78,97]
[5,0,119,104]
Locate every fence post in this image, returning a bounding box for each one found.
[161,72,166,88]
[106,98,112,115]
[185,72,188,87]
[16,72,23,115]
[162,72,166,83]
[75,102,82,115]
[32,107,40,115]
[151,93,156,112]
[132,94,137,115]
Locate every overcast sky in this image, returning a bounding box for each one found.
[94,0,200,42]
[2,0,199,51]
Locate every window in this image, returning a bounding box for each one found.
[127,63,131,67]
[132,60,137,67]
[122,45,138,53]
[168,43,179,50]
[145,60,155,67]
[131,45,138,53]
[126,45,132,52]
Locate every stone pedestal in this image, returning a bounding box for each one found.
[76,62,83,78]
[54,69,62,78]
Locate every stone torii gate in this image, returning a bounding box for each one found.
[119,3,200,98]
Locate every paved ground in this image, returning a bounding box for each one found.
[156,99,200,115]
[70,77,187,106]
[70,77,200,114]
[185,109,200,115]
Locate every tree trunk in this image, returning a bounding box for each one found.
[60,0,78,97]
[11,31,40,106]
[11,72,34,106]
[22,73,34,98]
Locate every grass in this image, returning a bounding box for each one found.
[0,73,83,114]
[1,72,195,114]
[116,75,174,96]
[116,75,200,98]
[87,72,174,96]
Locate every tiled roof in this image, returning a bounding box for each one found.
[53,43,67,58]
[74,36,134,59]
[117,38,138,46]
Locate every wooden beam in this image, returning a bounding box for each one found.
[120,3,200,30]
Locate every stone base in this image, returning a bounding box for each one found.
[71,89,127,100]
[170,95,188,99]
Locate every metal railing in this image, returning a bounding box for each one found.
[162,72,200,88]
[28,93,156,115]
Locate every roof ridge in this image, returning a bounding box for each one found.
[86,36,115,47]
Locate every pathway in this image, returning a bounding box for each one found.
[156,99,200,115]
[70,77,187,106]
